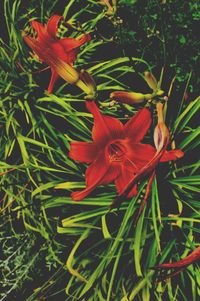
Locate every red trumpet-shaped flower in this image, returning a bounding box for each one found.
[69,101,183,201]
[23,15,91,93]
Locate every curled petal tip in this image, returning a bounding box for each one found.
[175,149,184,158]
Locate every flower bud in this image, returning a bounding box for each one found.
[144,71,158,91]
[110,91,146,105]
[154,122,169,151]
[154,102,169,151]
[156,89,164,96]
[79,70,96,98]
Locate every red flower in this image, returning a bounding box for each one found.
[23,15,91,93]
[69,101,183,201]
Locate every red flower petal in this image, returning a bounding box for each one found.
[47,15,63,38]
[69,141,98,164]
[124,108,152,142]
[114,143,156,198]
[47,69,59,94]
[50,42,77,63]
[126,143,156,170]
[31,20,46,40]
[115,165,138,198]
[86,101,124,145]
[71,151,118,201]
[23,35,46,61]
[60,34,91,52]
[160,149,184,162]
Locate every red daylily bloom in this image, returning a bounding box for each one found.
[23,15,91,93]
[69,101,183,201]
[111,102,182,212]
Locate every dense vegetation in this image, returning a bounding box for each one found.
[0,1,199,300]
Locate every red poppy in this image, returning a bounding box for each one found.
[23,15,91,93]
[69,101,183,201]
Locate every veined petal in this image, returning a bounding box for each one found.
[71,151,118,201]
[23,35,47,61]
[47,69,59,94]
[50,41,77,63]
[160,149,184,162]
[124,108,152,142]
[31,20,46,39]
[23,35,88,92]
[69,141,98,164]
[125,142,156,170]
[115,165,138,198]
[86,101,124,145]
[112,142,166,207]
[47,15,63,38]
[60,34,91,52]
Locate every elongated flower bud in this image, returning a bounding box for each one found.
[154,122,169,151]
[79,70,96,98]
[144,71,158,91]
[154,103,169,151]
[110,91,146,105]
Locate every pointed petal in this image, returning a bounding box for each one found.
[71,152,118,201]
[47,15,63,37]
[60,34,91,52]
[160,149,184,162]
[23,35,46,61]
[47,69,59,93]
[50,41,77,63]
[124,108,152,142]
[86,101,124,145]
[69,141,98,164]
[125,142,156,170]
[31,20,46,39]
[115,165,138,198]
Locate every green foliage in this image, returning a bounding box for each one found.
[0,0,199,300]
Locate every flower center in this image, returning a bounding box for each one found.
[108,142,125,162]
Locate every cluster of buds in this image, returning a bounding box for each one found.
[110,71,165,105]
